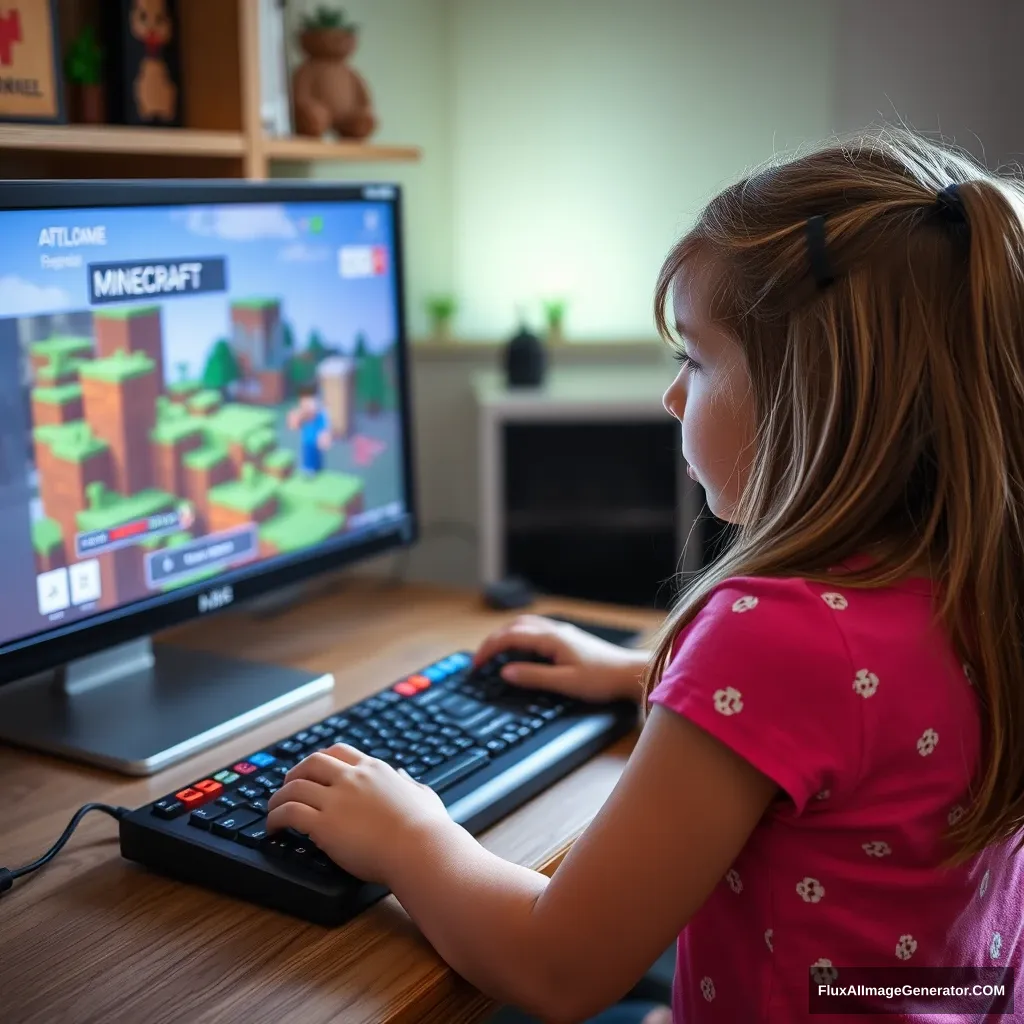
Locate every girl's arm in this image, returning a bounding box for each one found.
[385,706,776,1021]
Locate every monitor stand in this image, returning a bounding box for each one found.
[0,638,334,776]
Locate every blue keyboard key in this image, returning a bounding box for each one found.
[249,752,276,768]
[424,667,446,681]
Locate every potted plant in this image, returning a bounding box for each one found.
[542,299,567,345]
[425,295,458,343]
[64,25,105,125]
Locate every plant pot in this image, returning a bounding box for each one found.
[74,83,107,124]
[545,323,565,345]
[299,29,357,60]
[429,317,453,344]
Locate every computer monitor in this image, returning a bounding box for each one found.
[0,180,417,775]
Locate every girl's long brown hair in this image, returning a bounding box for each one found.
[643,129,1024,862]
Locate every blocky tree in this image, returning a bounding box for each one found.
[202,339,241,394]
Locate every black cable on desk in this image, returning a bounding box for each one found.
[0,803,129,896]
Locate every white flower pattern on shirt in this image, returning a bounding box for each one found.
[814,789,830,801]
[863,840,891,857]
[725,868,742,893]
[764,928,773,952]
[713,687,743,716]
[991,932,1002,959]
[948,805,965,826]
[701,977,716,1002]
[916,729,939,756]
[810,959,838,985]
[731,596,758,613]
[896,934,918,960]
[980,870,990,899]
[852,669,879,698]
[797,877,825,903]
[821,592,848,610]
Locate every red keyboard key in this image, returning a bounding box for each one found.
[175,787,205,807]
[408,674,430,691]
[195,779,223,796]
[393,681,417,696]
[233,762,258,774]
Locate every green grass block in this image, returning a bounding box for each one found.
[182,444,230,472]
[188,390,221,413]
[205,404,277,446]
[79,350,155,384]
[244,426,276,456]
[32,383,82,407]
[37,357,87,384]
[208,470,277,515]
[232,298,280,311]
[32,517,63,557]
[259,505,344,553]
[168,380,200,396]
[280,471,364,510]
[34,421,109,463]
[263,448,295,471]
[92,305,160,320]
[30,335,93,360]
[151,416,205,446]
[77,487,176,533]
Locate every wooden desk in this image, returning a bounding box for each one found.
[0,580,662,1024]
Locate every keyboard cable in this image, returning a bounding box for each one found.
[0,803,129,897]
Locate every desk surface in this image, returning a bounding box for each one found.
[0,580,662,1024]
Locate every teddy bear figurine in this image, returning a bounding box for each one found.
[292,7,376,140]
[130,0,177,121]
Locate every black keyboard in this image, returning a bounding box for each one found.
[119,649,638,925]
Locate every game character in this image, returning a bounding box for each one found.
[130,0,177,122]
[287,383,332,475]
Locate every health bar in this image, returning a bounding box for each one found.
[108,519,149,542]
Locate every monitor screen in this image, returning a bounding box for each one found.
[0,183,414,669]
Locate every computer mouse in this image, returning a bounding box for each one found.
[482,575,536,610]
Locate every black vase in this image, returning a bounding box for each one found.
[504,326,546,388]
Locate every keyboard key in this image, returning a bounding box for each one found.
[412,687,447,708]
[217,794,246,810]
[152,797,186,819]
[422,753,443,766]
[378,691,401,705]
[438,744,459,757]
[194,779,224,796]
[454,736,475,750]
[275,740,303,757]
[325,715,350,730]
[422,749,490,792]
[233,762,258,775]
[236,783,265,801]
[438,695,484,720]
[485,739,507,754]
[175,787,206,807]
[189,805,225,829]
[516,726,532,738]
[311,723,335,739]
[369,747,393,760]
[213,770,240,785]
[409,673,432,689]
[248,798,269,815]
[211,810,262,838]
[394,681,417,696]
[254,774,280,791]
[263,834,293,858]
[293,731,318,747]
[468,712,515,740]
[406,761,426,778]
[238,821,270,847]
[249,752,276,768]
[500,731,521,745]
[440,726,462,739]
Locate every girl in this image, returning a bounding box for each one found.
[267,130,1024,1022]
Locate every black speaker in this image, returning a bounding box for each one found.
[504,326,546,388]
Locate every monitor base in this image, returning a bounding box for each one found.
[0,639,333,776]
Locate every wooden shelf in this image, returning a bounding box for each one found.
[0,124,246,158]
[263,136,422,164]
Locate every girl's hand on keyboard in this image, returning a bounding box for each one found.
[472,616,649,704]
[266,743,453,884]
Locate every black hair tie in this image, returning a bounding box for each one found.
[935,183,967,224]
[806,215,834,289]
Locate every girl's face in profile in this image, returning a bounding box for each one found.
[662,260,756,523]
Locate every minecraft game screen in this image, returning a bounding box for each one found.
[0,196,409,649]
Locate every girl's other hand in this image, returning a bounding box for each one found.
[473,615,649,704]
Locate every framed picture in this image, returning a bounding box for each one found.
[106,0,183,127]
[0,0,65,124]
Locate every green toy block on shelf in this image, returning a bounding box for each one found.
[78,350,155,384]
[32,517,63,557]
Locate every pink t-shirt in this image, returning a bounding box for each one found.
[648,575,1022,1022]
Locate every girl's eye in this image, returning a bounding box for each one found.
[673,349,699,371]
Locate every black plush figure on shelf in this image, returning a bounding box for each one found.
[108,0,183,126]
[504,322,546,389]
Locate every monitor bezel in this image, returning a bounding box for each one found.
[0,179,419,685]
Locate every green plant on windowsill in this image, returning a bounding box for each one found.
[542,299,568,344]
[64,25,105,124]
[425,295,458,343]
